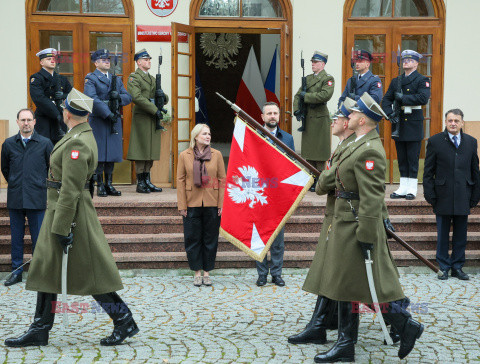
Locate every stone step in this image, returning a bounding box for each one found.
[2,250,480,271]
[3,232,480,255]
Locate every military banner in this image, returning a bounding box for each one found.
[220,116,314,262]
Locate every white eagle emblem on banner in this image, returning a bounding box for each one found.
[227,166,268,208]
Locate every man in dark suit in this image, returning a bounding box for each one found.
[382,50,431,200]
[338,49,383,107]
[256,102,295,287]
[1,109,53,286]
[423,109,480,280]
[29,48,72,144]
[84,49,132,197]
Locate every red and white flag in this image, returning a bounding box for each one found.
[220,116,314,261]
[264,46,280,105]
[235,46,267,124]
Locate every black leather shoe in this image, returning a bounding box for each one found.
[94,174,107,197]
[398,318,424,359]
[451,268,469,280]
[256,276,267,286]
[4,272,22,286]
[100,316,139,346]
[144,172,162,192]
[437,270,448,280]
[272,276,285,287]
[405,193,415,200]
[390,192,406,199]
[4,328,49,347]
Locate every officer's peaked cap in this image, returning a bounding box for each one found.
[311,51,328,63]
[64,88,93,117]
[36,48,57,60]
[401,50,422,62]
[91,49,110,62]
[351,92,387,122]
[134,48,151,61]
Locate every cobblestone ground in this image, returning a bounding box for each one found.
[0,270,479,363]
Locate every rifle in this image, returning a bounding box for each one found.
[389,45,402,139]
[108,45,120,135]
[154,47,167,131]
[53,42,66,139]
[349,47,358,97]
[294,51,307,132]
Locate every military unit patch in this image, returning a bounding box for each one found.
[30,78,35,83]
[327,80,333,86]
[426,81,430,87]
[377,82,381,88]
[365,160,374,170]
[71,150,79,159]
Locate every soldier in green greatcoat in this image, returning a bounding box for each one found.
[313,93,423,363]
[127,48,169,193]
[288,98,356,346]
[5,89,139,348]
[293,50,335,191]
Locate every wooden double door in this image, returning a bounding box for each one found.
[344,25,444,183]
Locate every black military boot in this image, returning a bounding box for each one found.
[391,122,400,139]
[92,292,139,346]
[94,173,107,197]
[384,296,410,345]
[136,173,150,194]
[314,301,356,363]
[104,173,122,196]
[5,292,57,347]
[382,301,424,359]
[144,172,162,192]
[288,296,335,344]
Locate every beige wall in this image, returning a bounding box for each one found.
[0,1,27,135]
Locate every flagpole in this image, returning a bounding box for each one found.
[216,92,320,177]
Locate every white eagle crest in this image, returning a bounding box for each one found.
[227,166,268,208]
[154,0,170,8]
[200,33,242,70]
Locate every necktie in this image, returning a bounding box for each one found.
[23,138,29,144]
[453,135,459,148]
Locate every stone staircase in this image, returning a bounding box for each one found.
[1,185,479,271]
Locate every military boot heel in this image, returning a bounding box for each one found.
[93,292,139,346]
[288,296,334,344]
[94,173,107,197]
[5,292,56,347]
[104,173,121,196]
[144,172,162,192]
[314,301,355,363]
[136,173,150,194]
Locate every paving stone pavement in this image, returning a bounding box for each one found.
[0,270,479,363]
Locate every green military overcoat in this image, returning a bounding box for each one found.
[126,68,169,161]
[302,132,356,294]
[313,130,405,303]
[293,70,335,161]
[26,122,123,295]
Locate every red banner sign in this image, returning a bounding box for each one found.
[136,25,187,43]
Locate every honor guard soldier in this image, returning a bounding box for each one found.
[338,50,383,107]
[5,89,139,348]
[84,49,132,197]
[311,93,423,363]
[29,48,72,143]
[127,48,168,193]
[382,49,431,200]
[293,51,335,191]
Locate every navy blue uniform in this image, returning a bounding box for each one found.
[382,70,431,178]
[338,70,383,108]
[29,69,72,143]
[84,69,132,162]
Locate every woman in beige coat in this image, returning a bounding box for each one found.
[177,124,226,286]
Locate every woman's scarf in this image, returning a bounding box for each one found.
[193,145,211,187]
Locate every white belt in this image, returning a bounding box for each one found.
[401,105,422,114]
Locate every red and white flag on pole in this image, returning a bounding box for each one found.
[264,46,280,105]
[235,46,267,124]
[220,116,314,262]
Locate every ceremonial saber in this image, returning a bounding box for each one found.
[61,245,70,330]
[3,259,32,281]
[386,228,441,275]
[216,92,320,177]
[365,250,394,346]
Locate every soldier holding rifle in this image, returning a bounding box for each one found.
[127,48,169,193]
[29,48,72,144]
[293,51,335,191]
[382,49,431,200]
[84,48,132,197]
